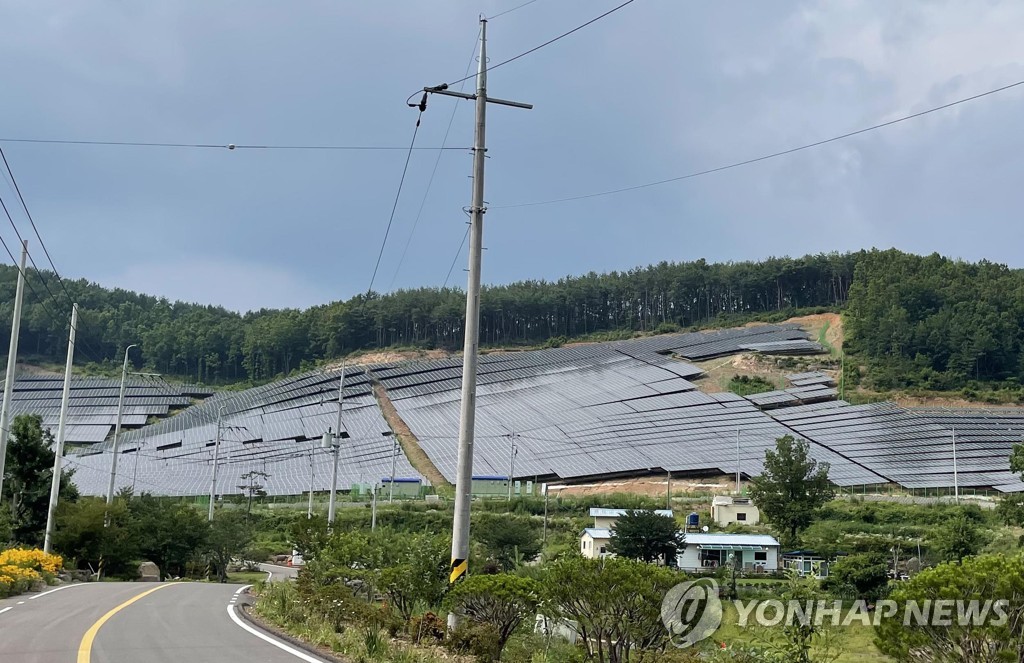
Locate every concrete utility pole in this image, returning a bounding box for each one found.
[328,366,346,525]
[307,435,316,519]
[952,426,959,504]
[371,483,378,531]
[542,483,549,544]
[506,428,519,502]
[425,20,531,608]
[43,303,77,554]
[0,240,28,501]
[207,406,226,522]
[388,433,398,503]
[106,344,137,507]
[735,429,741,494]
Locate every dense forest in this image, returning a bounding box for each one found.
[0,254,857,382]
[845,250,1024,390]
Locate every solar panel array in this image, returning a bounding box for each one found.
[768,403,1024,490]
[0,375,208,445]
[67,366,421,497]
[60,324,1024,495]
[786,371,836,387]
[373,331,885,488]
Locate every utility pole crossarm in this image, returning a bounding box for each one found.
[426,87,534,109]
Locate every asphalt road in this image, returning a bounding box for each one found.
[0,581,327,663]
[259,562,300,582]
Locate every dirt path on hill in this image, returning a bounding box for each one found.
[371,381,452,492]
[786,312,844,351]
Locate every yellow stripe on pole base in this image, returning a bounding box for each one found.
[449,558,467,584]
[78,583,176,663]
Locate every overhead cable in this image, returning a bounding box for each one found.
[496,78,1024,209]
[0,138,468,151]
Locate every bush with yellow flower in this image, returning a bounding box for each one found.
[0,548,63,598]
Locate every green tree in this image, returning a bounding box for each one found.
[206,509,253,583]
[446,574,541,660]
[748,435,834,548]
[607,509,685,565]
[52,498,138,577]
[875,553,1024,661]
[999,444,1024,525]
[237,470,269,518]
[376,531,449,621]
[544,555,678,663]
[126,494,209,577]
[934,511,984,563]
[822,552,890,600]
[474,514,541,571]
[2,414,78,545]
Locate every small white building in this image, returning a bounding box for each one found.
[711,495,760,526]
[580,528,613,559]
[676,533,780,573]
[588,507,673,530]
[782,551,835,578]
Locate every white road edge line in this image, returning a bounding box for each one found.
[227,602,325,663]
[0,606,12,615]
[28,584,82,600]
[265,570,273,583]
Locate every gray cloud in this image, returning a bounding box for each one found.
[1,0,1022,311]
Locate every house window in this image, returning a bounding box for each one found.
[599,546,607,554]
[736,512,747,521]
[698,549,725,567]
[754,551,767,562]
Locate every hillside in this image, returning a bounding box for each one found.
[4,249,1024,405]
[0,253,854,383]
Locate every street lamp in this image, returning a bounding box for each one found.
[106,343,137,508]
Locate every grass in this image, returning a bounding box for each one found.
[711,601,891,662]
[817,319,839,357]
[225,571,268,584]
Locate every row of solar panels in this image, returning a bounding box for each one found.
[60,324,1024,495]
[3,375,202,446]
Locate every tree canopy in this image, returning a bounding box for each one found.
[748,435,834,548]
[607,509,685,565]
[0,253,855,383]
[2,414,78,546]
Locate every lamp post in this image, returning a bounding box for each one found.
[106,344,137,508]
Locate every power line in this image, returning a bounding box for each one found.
[442,225,470,288]
[496,77,1024,209]
[489,0,542,20]
[0,138,469,151]
[387,29,480,292]
[367,108,426,295]
[0,148,130,365]
[442,0,637,88]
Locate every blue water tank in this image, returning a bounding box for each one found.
[687,512,699,527]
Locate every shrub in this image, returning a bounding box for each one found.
[446,621,502,661]
[0,548,63,576]
[409,611,447,644]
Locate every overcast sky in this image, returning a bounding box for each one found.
[1,0,1022,312]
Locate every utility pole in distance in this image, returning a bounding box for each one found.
[44,303,78,554]
[505,427,520,501]
[106,343,138,509]
[207,406,226,522]
[424,19,532,618]
[0,240,28,501]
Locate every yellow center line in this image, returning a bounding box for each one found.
[77,583,177,663]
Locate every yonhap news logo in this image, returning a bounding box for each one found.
[660,578,723,649]
[661,579,1010,649]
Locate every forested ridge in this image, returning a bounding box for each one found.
[0,253,856,382]
[845,249,1024,390]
